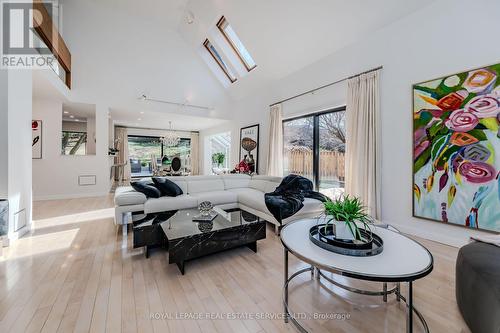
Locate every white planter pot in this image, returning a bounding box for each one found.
[333,220,355,240]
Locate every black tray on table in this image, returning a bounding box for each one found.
[309,224,383,257]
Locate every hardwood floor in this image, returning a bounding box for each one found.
[0,195,470,333]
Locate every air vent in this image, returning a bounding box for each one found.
[78,175,96,186]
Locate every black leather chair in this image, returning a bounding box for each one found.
[171,157,181,173]
[456,241,500,333]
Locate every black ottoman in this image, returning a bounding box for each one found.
[456,241,500,333]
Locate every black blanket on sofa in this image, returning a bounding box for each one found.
[264,174,328,224]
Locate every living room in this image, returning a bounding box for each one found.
[1,0,499,332]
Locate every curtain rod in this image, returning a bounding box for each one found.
[269,65,383,107]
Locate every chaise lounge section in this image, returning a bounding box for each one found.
[114,174,325,234]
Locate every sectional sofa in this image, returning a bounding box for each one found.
[114,174,325,234]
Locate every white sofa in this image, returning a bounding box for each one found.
[114,174,324,234]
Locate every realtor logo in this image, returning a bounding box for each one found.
[1,1,55,68]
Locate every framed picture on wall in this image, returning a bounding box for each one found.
[239,124,259,174]
[32,120,42,159]
[412,63,500,233]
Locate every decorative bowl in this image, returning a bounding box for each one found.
[198,201,213,216]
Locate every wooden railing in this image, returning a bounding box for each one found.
[284,150,345,181]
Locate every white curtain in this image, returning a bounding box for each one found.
[345,70,381,218]
[190,132,200,175]
[266,103,284,177]
[115,127,131,181]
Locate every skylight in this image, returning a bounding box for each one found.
[217,16,256,72]
[203,39,237,83]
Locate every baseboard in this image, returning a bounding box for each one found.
[7,223,31,242]
[34,191,110,201]
[387,221,469,248]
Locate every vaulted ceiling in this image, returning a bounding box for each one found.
[57,0,436,130]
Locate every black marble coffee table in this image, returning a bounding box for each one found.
[160,207,266,274]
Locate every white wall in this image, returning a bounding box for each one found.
[0,70,33,241]
[0,70,8,199]
[200,90,274,175]
[32,99,111,200]
[201,0,500,246]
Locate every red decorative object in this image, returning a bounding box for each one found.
[32,121,38,129]
[234,160,250,174]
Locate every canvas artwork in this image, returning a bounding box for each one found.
[413,64,500,232]
[32,120,42,159]
[239,124,259,174]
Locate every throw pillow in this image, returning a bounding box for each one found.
[152,177,183,197]
[130,180,161,198]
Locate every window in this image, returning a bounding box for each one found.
[62,131,87,155]
[163,138,192,168]
[204,39,237,83]
[217,16,256,72]
[127,136,192,178]
[283,107,346,199]
[208,132,231,174]
[128,136,162,177]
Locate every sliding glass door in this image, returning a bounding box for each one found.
[128,136,162,177]
[283,107,346,199]
[127,136,193,178]
[318,111,346,198]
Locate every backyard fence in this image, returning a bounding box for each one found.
[284,150,345,181]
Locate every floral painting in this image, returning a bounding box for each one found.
[413,64,500,232]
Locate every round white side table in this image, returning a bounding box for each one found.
[281,219,433,333]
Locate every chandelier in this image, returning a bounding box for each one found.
[160,121,180,147]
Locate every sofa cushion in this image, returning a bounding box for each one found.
[187,176,225,193]
[152,177,183,197]
[130,180,161,198]
[222,174,251,189]
[249,175,282,193]
[144,195,198,213]
[264,181,280,193]
[248,179,268,192]
[160,176,188,194]
[294,198,324,216]
[114,186,147,206]
[190,190,237,205]
[236,188,269,214]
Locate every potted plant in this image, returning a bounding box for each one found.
[321,196,372,242]
[212,152,225,167]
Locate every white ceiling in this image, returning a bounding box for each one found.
[63,102,96,121]
[52,0,436,130]
[111,108,229,132]
[179,0,437,100]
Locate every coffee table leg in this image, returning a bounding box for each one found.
[246,241,257,253]
[284,248,289,323]
[407,281,413,333]
[176,261,185,275]
[383,282,387,302]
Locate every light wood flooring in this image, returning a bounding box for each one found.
[0,195,470,333]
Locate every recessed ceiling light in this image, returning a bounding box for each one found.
[137,118,142,121]
[140,111,144,114]
[75,119,79,122]
[186,10,195,24]
[63,111,69,114]
[69,115,74,118]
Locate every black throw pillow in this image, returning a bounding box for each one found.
[130,179,161,198]
[152,177,183,197]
